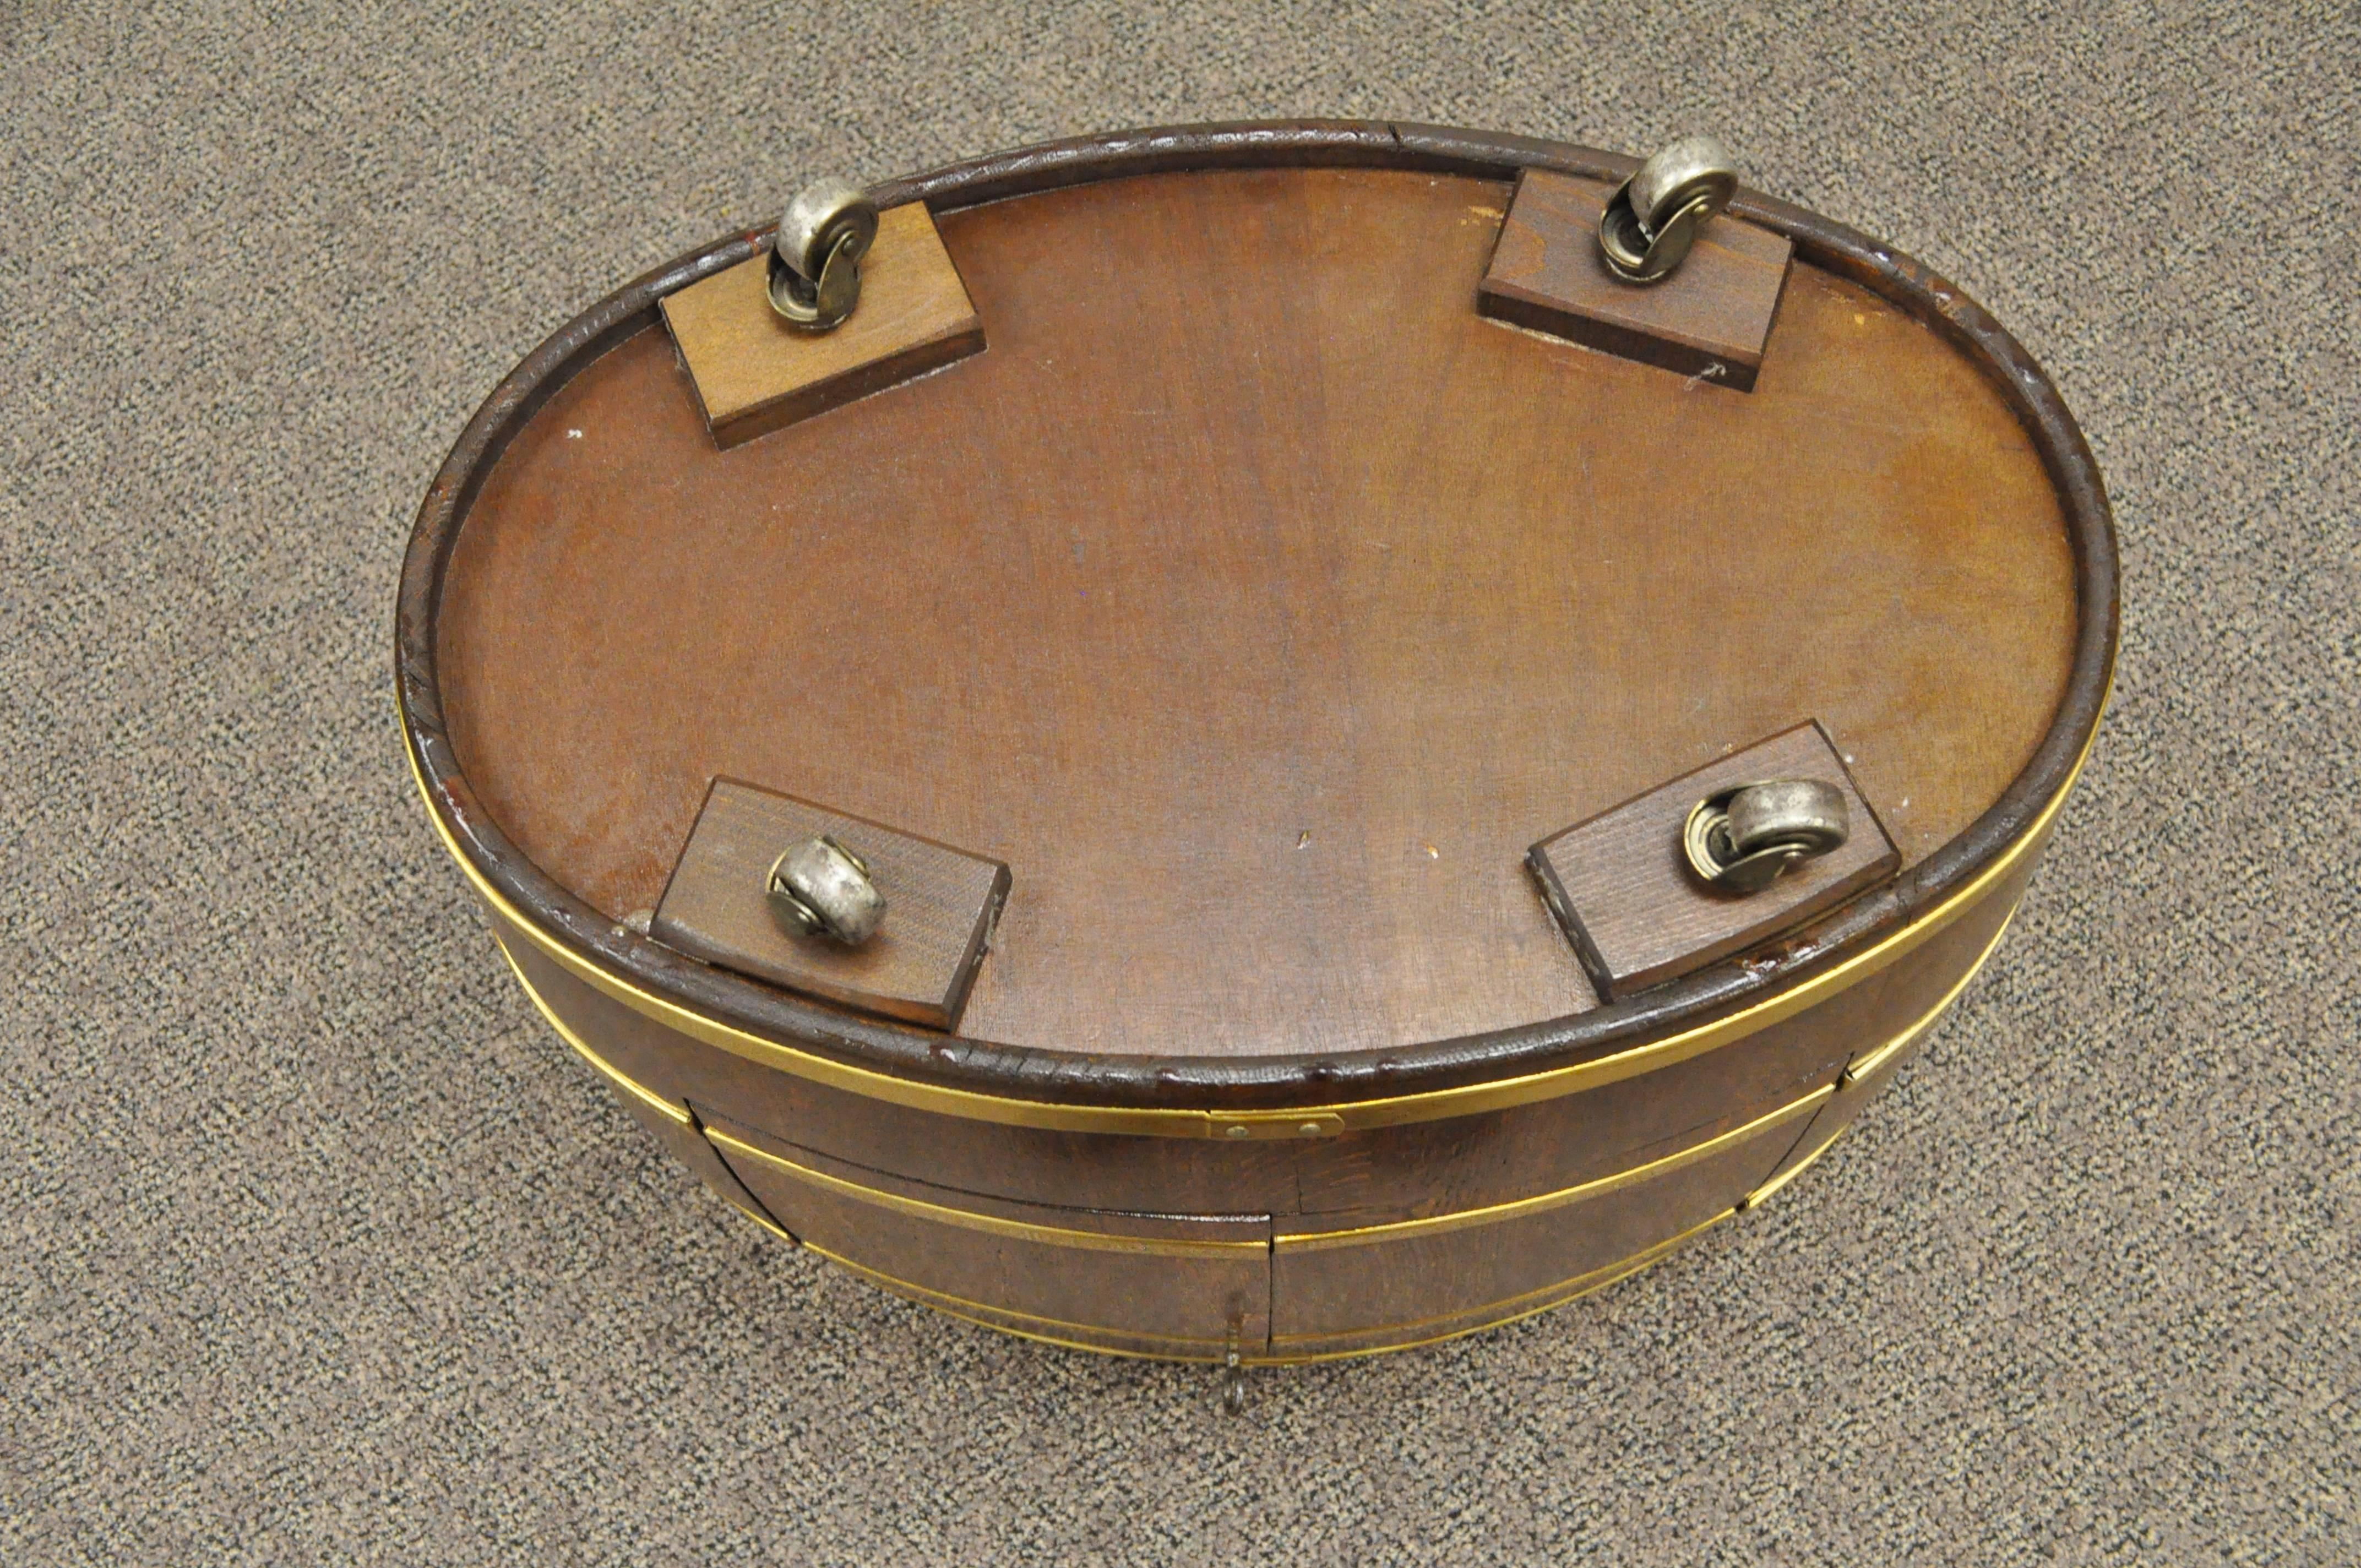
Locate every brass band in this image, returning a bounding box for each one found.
[1739,1125,1847,1212]
[508,934,1974,1361]
[1266,1212,1733,1361]
[494,934,693,1128]
[507,937,1970,1257]
[797,1239,1242,1362]
[738,1204,1734,1366]
[704,1126,1267,1258]
[1272,1087,1830,1251]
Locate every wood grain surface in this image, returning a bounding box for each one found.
[700,1111,1271,1357]
[1479,168,1792,389]
[488,858,2023,1226]
[1529,721,1900,998]
[658,202,983,448]
[1267,1091,1816,1354]
[650,778,1009,1030]
[436,165,2079,1063]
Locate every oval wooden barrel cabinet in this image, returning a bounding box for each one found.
[397,122,2115,1366]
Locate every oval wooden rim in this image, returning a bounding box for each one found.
[396,120,2118,1120]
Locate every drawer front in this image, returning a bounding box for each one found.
[1743,994,1940,1208]
[1269,1090,1827,1359]
[703,1113,1269,1361]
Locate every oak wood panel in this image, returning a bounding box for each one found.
[1480,169,1792,390]
[651,778,1009,1029]
[659,202,983,448]
[437,166,2077,1062]
[1529,720,1900,998]
[700,1112,1271,1355]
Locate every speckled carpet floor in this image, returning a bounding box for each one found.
[4,3,2355,1561]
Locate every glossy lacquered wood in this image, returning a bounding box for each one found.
[399,123,2115,1359]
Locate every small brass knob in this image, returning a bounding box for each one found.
[766,835,887,943]
[1683,779,1849,895]
[768,177,878,331]
[1598,135,1739,285]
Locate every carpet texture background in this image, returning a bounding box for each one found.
[3,2,2355,1561]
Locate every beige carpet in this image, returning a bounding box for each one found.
[4,2,2355,1561]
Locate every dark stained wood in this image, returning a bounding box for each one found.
[650,778,1008,1030]
[659,202,983,449]
[1530,721,1901,999]
[436,168,2076,1064]
[700,1110,1271,1358]
[1479,168,1792,390]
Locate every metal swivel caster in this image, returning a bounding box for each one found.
[1683,778,1850,895]
[1598,135,1740,284]
[766,834,888,944]
[768,177,879,331]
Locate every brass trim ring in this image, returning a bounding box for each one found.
[756,1206,1733,1367]
[1272,1087,1830,1251]
[508,944,1978,1362]
[508,922,2002,1257]
[704,1126,1269,1258]
[495,934,693,1128]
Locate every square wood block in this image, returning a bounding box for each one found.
[1528,722,1898,1000]
[1479,168,1792,391]
[651,778,1010,1030]
[660,202,984,449]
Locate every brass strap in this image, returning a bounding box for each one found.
[1740,1125,1848,1212]
[1274,1087,1830,1251]
[726,1201,1731,1367]
[495,935,692,1128]
[1266,1211,1734,1360]
[703,1126,1269,1258]
[795,1238,1241,1361]
[1837,900,2018,1088]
